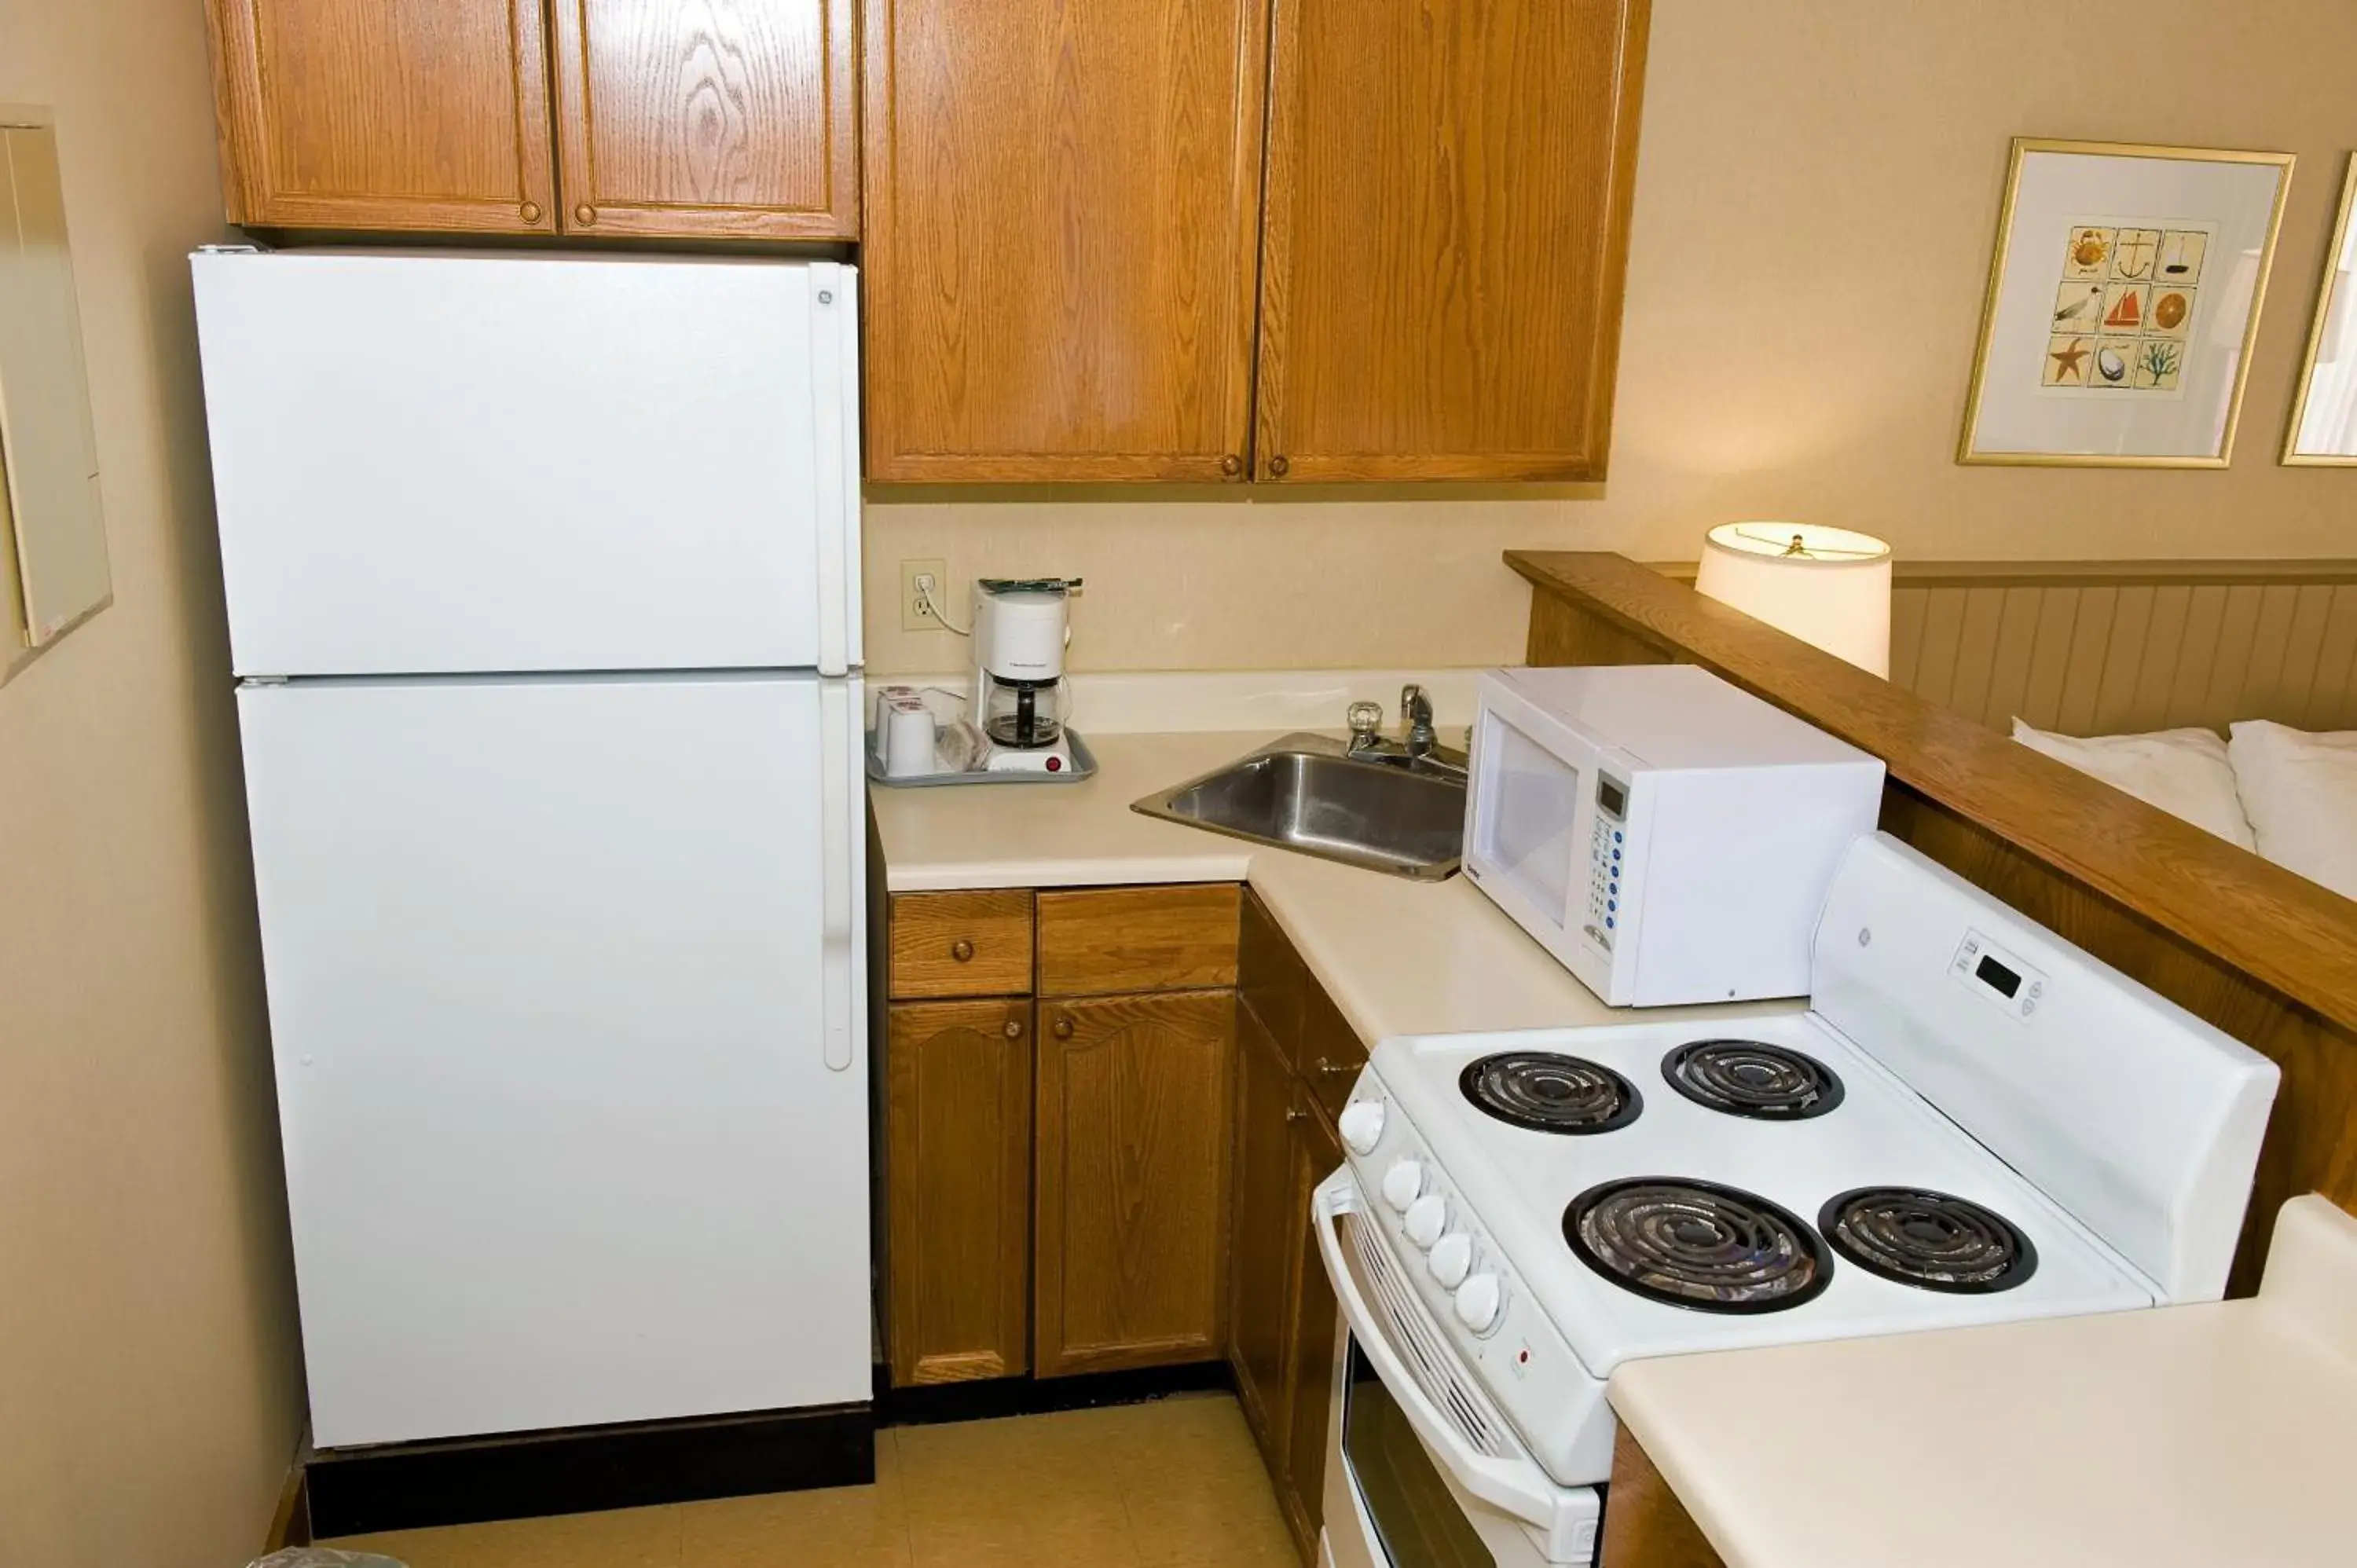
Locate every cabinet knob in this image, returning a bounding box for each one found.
[1314,1057,1357,1077]
[1220,453,1242,477]
[1052,1017,1074,1040]
[1003,1017,1024,1039]
[1285,1107,1307,1124]
[950,939,975,962]
[574,203,598,225]
[1268,455,1291,478]
[520,200,543,224]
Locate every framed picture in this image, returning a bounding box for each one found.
[2283,153,2357,466]
[1959,138,2293,468]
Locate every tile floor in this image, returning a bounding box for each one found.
[322,1393,1300,1568]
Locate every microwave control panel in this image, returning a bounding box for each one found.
[1585,774,1629,949]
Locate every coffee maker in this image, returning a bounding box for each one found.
[969,579,1079,774]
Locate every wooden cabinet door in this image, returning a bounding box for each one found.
[1281,1087,1343,1551]
[205,0,557,233]
[1035,992,1236,1375]
[1252,0,1650,482]
[1228,1000,1299,1463]
[547,0,858,239]
[860,0,1272,481]
[885,999,1032,1387]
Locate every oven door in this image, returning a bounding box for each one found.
[1313,1170,1601,1568]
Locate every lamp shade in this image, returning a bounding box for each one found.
[1695,522,1893,677]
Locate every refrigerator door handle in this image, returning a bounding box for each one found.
[809,263,860,679]
[819,678,856,1072]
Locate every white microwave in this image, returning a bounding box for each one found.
[1463,664,1885,1007]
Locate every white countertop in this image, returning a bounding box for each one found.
[1608,1194,2357,1568]
[868,728,1767,1045]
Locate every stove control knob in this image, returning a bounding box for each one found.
[1428,1232,1473,1289]
[1380,1158,1424,1212]
[1338,1099,1387,1155]
[1454,1273,1505,1336]
[1404,1193,1450,1249]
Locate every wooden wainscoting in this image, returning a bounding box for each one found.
[1888,562,2357,735]
[1659,560,2357,735]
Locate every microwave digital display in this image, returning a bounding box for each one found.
[1596,777,1627,819]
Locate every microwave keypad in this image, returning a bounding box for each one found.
[1587,820,1621,947]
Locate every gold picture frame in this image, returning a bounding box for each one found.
[2282,153,2357,466]
[1959,138,2294,469]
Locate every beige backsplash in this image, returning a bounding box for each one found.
[865,0,2357,678]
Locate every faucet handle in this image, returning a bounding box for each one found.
[1347,702,1385,748]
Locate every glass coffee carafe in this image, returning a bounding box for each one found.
[981,676,1065,749]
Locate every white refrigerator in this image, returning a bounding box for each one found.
[192,250,870,1451]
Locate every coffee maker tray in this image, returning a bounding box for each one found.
[866,727,1099,788]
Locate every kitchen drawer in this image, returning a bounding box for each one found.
[889,891,1036,998]
[1036,885,1242,997]
[1299,982,1368,1121]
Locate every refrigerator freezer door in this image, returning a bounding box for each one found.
[193,251,862,678]
[238,672,870,1447]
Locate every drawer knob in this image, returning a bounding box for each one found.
[1314,1057,1357,1077]
[1003,1017,1023,1039]
[574,203,598,225]
[951,939,975,962]
[1052,1017,1074,1040]
[1285,1107,1307,1124]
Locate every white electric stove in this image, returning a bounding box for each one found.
[1315,833,2279,1568]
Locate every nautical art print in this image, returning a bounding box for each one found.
[1960,140,2292,467]
[2040,219,2214,397]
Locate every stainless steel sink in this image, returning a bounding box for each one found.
[1131,734,1468,881]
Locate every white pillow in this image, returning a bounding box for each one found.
[2011,719,2256,851]
[2226,720,2357,901]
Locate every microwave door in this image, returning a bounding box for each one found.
[1472,706,1587,943]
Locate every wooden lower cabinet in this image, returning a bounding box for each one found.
[1230,1016,1351,1560]
[1035,991,1236,1376]
[1279,1080,1343,1548]
[1230,1002,1299,1448]
[1230,890,1365,1561]
[1600,1425,1726,1568]
[885,998,1033,1387]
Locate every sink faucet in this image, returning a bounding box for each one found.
[1346,685,1468,778]
[1402,684,1437,760]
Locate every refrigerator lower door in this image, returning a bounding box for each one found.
[238,671,869,1449]
[192,251,862,678]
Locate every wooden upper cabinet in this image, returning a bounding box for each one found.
[547,0,858,239]
[205,0,558,233]
[860,0,1272,482]
[1253,0,1651,482]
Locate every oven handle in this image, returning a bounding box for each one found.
[1313,1167,1563,1530]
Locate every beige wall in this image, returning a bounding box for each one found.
[0,2,303,1565]
[863,0,2357,674]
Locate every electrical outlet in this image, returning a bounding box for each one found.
[900,559,949,632]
